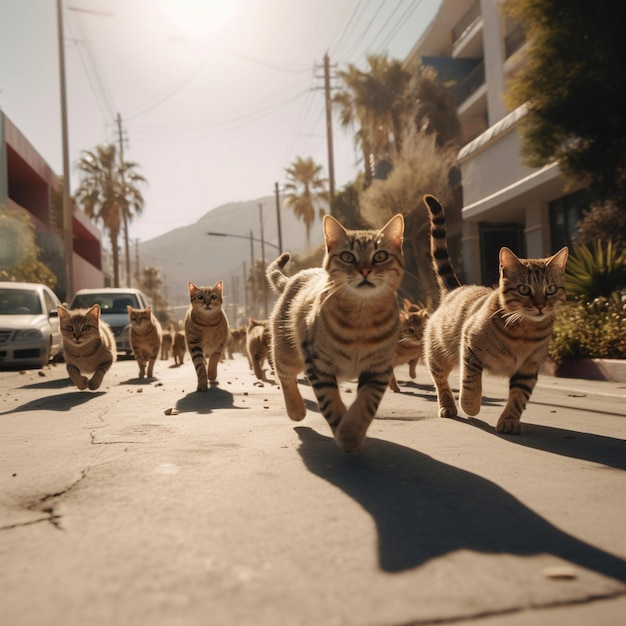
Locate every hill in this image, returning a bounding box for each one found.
[137,196,324,322]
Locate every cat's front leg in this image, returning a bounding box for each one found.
[496,369,539,434]
[335,370,389,453]
[88,361,112,390]
[427,359,457,418]
[389,369,401,393]
[67,363,89,390]
[207,350,222,381]
[136,354,147,378]
[304,357,346,431]
[459,346,483,416]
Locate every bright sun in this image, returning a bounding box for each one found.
[157,0,238,36]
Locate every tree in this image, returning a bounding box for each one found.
[74,144,146,287]
[334,54,411,186]
[504,0,626,203]
[0,205,57,288]
[136,266,168,323]
[283,156,329,249]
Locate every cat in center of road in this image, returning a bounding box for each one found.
[184,280,230,391]
[57,304,117,390]
[422,194,568,434]
[266,213,404,453]
[128,305,162,379]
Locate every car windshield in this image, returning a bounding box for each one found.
[71,293,140,313]
[0,288,42,315]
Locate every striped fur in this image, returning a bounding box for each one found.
[246,318,272,381]
[58,304,117,390]
[389,303,429,392]
[128,305,162,379]
[184,280,230,391]
[267,213,404,452]
[423,195,568,434]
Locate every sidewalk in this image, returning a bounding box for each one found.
[1,356,625,626]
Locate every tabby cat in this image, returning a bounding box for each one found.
[267,213,404,453]
[184,281,230,390]
[389,302,429,392]
[160,325,173,360]
[172,327,186,366]
[57,304,117,390]
[228,325,248,360]
[422,195,568,434]
[246,318,271,381]
[128,305,162,378]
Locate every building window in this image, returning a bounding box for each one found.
[549,190,589,250]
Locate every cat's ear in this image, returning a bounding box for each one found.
[86,304,101,318]
[214,280,223,293]
[57,305,68,320]
[547,246,569,270]
[146,305,152,314]
[378,214,404,250]
[323,214,348,251]
[188,281,198,297]
[499,247,523,269]
[399,309,409,321]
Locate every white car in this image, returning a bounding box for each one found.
[0,281,64,368]
[68,287,151,356]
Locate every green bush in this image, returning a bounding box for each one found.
[550,295,626,361]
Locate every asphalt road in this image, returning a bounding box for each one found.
[1,353,625,626]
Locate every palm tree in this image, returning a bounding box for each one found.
[74,144,146,287]
[334,54,411,185]
[283,156,329,248]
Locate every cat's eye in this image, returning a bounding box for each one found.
[82,324,91,331]
[211,294,218,300]
[64,325,74,332]
[545,284,558,295]
[373,250,389,263]
[517,285,531,296]
[195,294,204,301]
[339,251,356,263]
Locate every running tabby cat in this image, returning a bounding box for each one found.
[184,281,230,390]
[57,304,117,390]
[389,300,429,392]
[128,305,162,378]
[267,213,404,452]
[246,318,271,381]
[423,195,568,434]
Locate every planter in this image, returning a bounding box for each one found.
[542,357,626,382]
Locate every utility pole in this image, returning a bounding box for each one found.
[57,0,74,299]
[323,53,336,202]
[259,203,268,318]
[274,182,283,254]
[116,112,131,287]
[249,230,256,317]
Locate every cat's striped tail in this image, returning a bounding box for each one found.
[423,195,461,292]
[266,253,291,294]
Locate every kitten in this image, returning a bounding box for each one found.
[389,302,429,392]
[422,195,568,434]
[184,280,230,390]
[246,318,271,381]
[267,213,404,453]
[229,325,248,360]
[172,327,186,366]
[128,305,162,379]
[57,304,117,390]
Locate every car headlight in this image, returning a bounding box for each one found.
[14,329,43,341]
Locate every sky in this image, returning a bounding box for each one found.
[0,0,441,243]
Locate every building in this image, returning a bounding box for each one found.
[0,110,104,300]
[406,0,586,286]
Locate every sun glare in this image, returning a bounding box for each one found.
[158,0,238,36]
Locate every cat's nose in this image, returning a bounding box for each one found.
[535,302,546,311]
[360,268,372,278]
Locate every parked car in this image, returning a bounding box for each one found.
[67,288,151,356]
[0,281,64,368]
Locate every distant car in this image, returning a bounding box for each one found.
[67,287,151,356]
[0,281,64,368]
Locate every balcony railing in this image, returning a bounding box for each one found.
[452,0,482,47]
[452,60,485,106]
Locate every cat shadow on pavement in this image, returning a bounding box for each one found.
[1,391,105,415]
[175,383,241,415]
[466,417,626,471]
[295,426,626,581]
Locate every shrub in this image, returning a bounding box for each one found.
[550,295,626,361]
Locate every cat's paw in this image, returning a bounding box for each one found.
[75,376,89,390]
[496,417,523,435]
[286,400,306,421]
[438,405,457,418]
[460,394,482,416]
[334,426,366,454]
[197,383,208,392]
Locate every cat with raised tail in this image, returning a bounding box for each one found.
[267,213,405,453]
[184,280,229,391]
[57,304,117,390]
[422,195,568,434]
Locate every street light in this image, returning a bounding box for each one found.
[206,232,280,250]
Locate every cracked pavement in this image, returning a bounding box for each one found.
[1,355,625,626]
